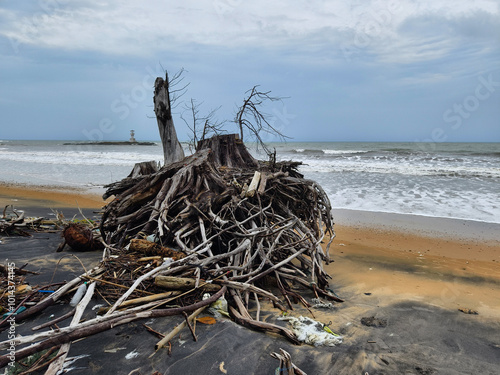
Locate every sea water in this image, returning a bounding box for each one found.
[1,140,499,224]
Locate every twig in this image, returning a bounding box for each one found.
[31,308,76,331]
[143,324,165,339]
[45,282,97,375]
[182,311,197,341]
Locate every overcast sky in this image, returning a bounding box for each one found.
[0,1,499,142]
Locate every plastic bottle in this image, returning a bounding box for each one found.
[69,282,87,307]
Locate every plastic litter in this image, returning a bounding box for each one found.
[278,315,343,346]
[70,282,87,307]
[311,297,335,309]
[2,306,26,318]
[203,293,229,318]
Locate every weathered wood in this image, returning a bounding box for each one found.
[155,275,220,292]
[154,305,206,350]
[196,133,258,169]
[45,282,96,375]
[0,287,227,367]
[246,171,261,197]
[128,160,159,178]
[154,74,185,166]
[129,239,185,260]
[0,266,104,329]
[271,349,308,375]
[229,306,300,345]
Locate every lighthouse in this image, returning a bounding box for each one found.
[129,130,137,143]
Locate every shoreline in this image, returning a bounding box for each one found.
[0,182,108,209]
[333,208,500,243]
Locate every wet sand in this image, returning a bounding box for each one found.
[2,184,500,374]
[0,183,107,209]
[329,209,500,321]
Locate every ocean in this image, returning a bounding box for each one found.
[1,140,499,224]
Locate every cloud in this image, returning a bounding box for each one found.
[1,0,497,62]
[0,1,499,142]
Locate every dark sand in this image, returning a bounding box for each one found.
[1,185,499,374]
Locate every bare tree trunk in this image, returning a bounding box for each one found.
[196,133,258,169]
[154,74,185,166]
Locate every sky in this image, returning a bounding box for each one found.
[0,1,499,143]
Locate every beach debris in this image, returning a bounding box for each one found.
[458,307,478,315]
[207,294,229,318]
[0,206,31,236]
[278,316,343,346]
[69,282,87,307]
[219,361,228,374]
[57,223,104,252]
[196,316,216,325]
[271,348,308,375]
[129,239,185,259]
[361,316,388,328]
[311,298,336,309]
[125,350,140,360]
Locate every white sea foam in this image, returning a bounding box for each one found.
[1,140,498,223]
[322,149,366,155]
[0,150,162,166]
[289,156,500,179]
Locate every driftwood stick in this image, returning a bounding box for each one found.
[44,282,97,375]
[247,247,308,284]
[0,287,226,368]
[217,280,282,307]
[154,297,215,350]
[253,292,261,321]
[97,291,181,314]
[229,306,300,345]
[182,311,198,341]
[143,324,165,339]
[271,348,308,375]
[105,259,173,316]
[155,276,220,292]
[1,301,161,351]
[31,308,76,331]
[82,275,154,295]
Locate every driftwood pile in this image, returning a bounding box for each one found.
[100,134,339,303]
[95,134,342,342]
[0,135,341,373]
[0,135,341,371]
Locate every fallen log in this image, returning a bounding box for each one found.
[155,275,220,292]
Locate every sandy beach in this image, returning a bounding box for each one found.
[330,209,500,319]
[1,183,499,374]
[0,183,108,210]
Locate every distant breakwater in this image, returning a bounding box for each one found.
[63,141,156,146]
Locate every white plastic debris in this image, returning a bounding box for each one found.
[69,282,87,307]
[125,350,140,359]
[279,316,343,346]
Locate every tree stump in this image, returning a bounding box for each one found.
[154,74,185,166]
[197,133,258,169]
